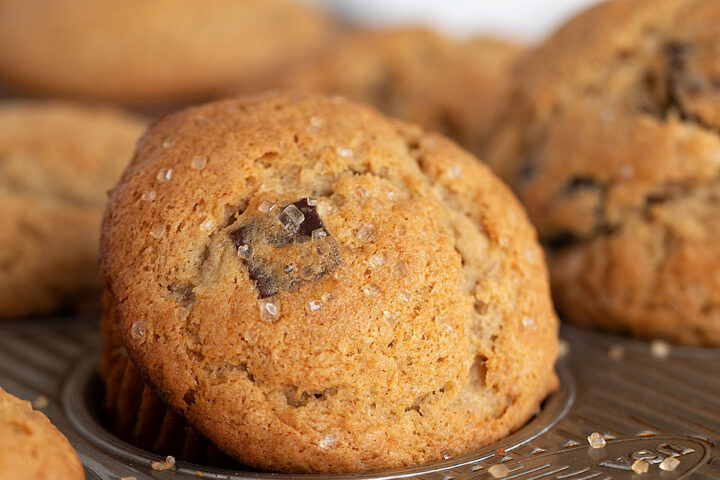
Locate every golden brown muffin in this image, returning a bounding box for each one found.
[486,0,720,346]
[281,28,524,153]
[0,387,84,480]
[99,291,229,465]
[0,102,145,319]
[100,92,558,473]
[0,0,333,107]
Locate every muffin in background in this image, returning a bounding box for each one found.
[99,92,558,473]
[0,0,334,107]
[0,387,84,480]
[0,102,144,319]
[486,0,720,345]
[280,28,524,153]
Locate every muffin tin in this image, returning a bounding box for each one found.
[0,316,718,479]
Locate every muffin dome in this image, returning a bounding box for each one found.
[0,388,84,480]
[487,0,720,345]
[0,0,332,106]
[282,28,524,154]
[0,101,144,319]
[100,92,558,473]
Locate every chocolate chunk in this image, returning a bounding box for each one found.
[229,198,342,298]
[292,199,325,237]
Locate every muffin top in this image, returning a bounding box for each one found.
[487,0,720,344]
[101,92,557,472]
[0,0,333,106]
[282,28,524,153]
[0,388,84,480]
[0,102,145,319]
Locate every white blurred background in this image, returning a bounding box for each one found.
[312,0,602,40]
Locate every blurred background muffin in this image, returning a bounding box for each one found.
[0,102,144,319]
[0,0,334,108]
[486,0,720,345]
[0,387,84,480]
[279,28,524,154]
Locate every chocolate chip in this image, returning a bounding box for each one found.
[229,198,342,298]
[292,199,325,237]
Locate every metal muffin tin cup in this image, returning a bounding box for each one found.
[0,317,718,479]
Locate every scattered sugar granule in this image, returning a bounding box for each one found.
[659,456,680,471]
[587,432,606,449]
[447,165,461,179]
[130,321,147,342]
[558,339,570,359]
[321,291,337,303]
[608,344,625,361]
[32,395,48,409]
[395,260,409,278]
[162,138,174,148]
[651,339,671,358]
[306,198,318,206]
[363,284,381,296]
[279,204,305,233]
[620,164,634,179]
[369,253,386,266]
[258,200,276,214]
[318,434,336,449]
[521,317,535,329]
[201,220,215,232]
[149,225,165,239]
[309,300,322,312]
[632,459,649,474]
[191,156,207,170]
[151,456,176,471]
[488,464,510,478]
[141,190,156,202]
[156,167,172,182]
[337,147,353,158]
[258,299,280,322]
[356,224,375,242]
[237,244,252,260]
[311,229,327,241]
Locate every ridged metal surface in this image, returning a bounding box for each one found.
[0,318,717,479]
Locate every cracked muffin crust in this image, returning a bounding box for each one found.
[0,101,145,319]
[0,387,84,480]
[100,92,558,473]
[281,28,524,154]
[0,0,333,107]
[486,0,720,346]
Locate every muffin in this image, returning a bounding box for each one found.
[281,28,524,153]
[0,387,84,480]
[0,0,333,107]
[486,0,720,345]
[0,101,144,319]
[100,291,229,466]
[100,92,558,473]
